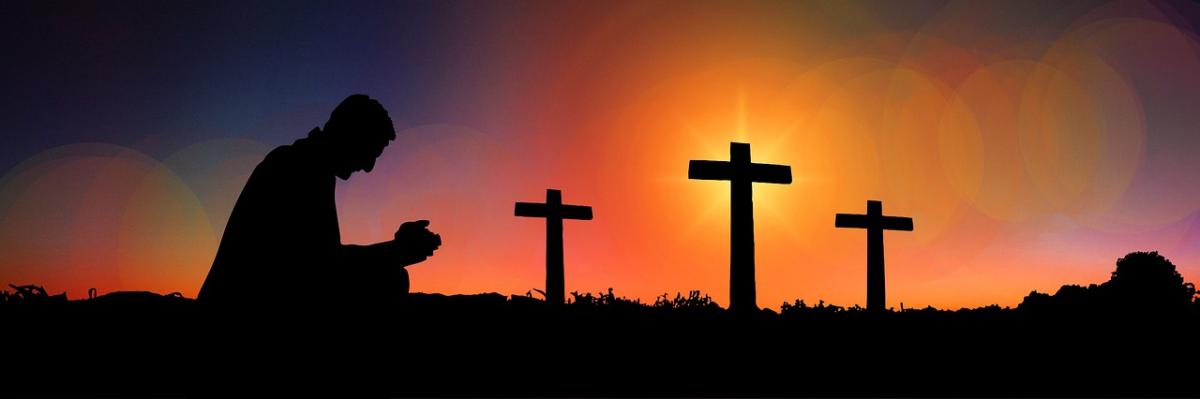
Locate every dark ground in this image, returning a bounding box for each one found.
[1,289,1196,397]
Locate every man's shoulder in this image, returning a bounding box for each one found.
[247,145,289,177]
[260,139,316,168]
[247,138,328,186]
[264,142,298,162]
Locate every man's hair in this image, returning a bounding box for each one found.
[313,94,397,141]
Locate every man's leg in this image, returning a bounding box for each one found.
[375,266,409,304]
[357,266,409,305]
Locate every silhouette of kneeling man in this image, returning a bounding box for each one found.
[198,94,441,306]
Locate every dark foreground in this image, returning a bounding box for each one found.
[2,291,1197,397]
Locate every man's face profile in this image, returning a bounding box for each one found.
[334,133,390,180]
[326,94,396,181]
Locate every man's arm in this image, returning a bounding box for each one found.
[338,241,427,269]
[336,220,440,269]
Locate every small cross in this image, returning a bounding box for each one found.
[835,200,913,313]
[515,189,593,305]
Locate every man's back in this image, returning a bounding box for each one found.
[198,138,341,304]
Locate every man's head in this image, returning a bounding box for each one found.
[313,94,397,180]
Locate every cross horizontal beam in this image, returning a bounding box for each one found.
[515,202,593,220]
[515,189,593,220]
[688,161,792,184]
[835,214,913,231]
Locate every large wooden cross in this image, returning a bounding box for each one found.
[689,142,792,311]
[515,189,593,305]
[835,200,913,313]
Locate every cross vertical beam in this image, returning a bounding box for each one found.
[545,190,564,307]
[728,143,755,314]
[689,142,792,312]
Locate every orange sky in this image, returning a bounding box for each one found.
[1,1,1199,309]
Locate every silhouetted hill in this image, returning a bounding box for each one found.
[1,252,1198,396]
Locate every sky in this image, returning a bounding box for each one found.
[1,0,1199,309]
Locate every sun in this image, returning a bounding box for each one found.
[675,88,808,241]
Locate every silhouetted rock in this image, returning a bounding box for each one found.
[510,293,543,307]
[89,291,194,306]
[407,292,508,309]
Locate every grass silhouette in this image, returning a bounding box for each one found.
[1,251,1197,396]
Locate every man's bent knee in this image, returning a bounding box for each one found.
[395,267,410,298]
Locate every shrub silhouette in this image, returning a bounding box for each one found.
[780,299,855,319]
[2,284,67,304]
[1105,251,1195,309]
[653,290,720,310]
[1020,251,1196,316]
[568,288,645,313]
